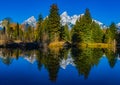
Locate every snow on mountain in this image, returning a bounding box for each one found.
[93,19,107,28]
[93,19,103,26]
[24,53,36,64]
[60,11,82,28]
[21,12,106,29]
[60,11,106,29]
[116,23,120,30]
[22,16,36,28]
[0,21,3,28]
[60,53,75,69]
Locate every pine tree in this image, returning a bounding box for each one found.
[71,20,82,44]
[71,8,93,44]
[59,26,65,41]
[64,24,70,41]
[91,21,103,43]
[14,23,19,40]
[36,14,43,42]
[40,17,49,44]
[104,22,117,43]
[83,8,93,43]
[109,22,117,39]
[48,4,60,42]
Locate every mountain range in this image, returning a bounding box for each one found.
[22,11,107,29]
[0,11,120,29]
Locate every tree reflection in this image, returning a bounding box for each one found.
[71,47,103,79]
[0,49,14,65]
[105,49,117,68]
[0,47,118,82]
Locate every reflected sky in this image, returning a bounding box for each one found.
[0,48,119,85]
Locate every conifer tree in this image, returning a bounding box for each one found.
[14,23,19,40]
[37,14,43,42]
[109,22,117,39]
[91,21,103,43]
[48,4,60,42]
[72,8,93,44]
[104,22,117,43]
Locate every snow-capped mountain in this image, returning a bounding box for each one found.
[60,11,82,28]
[93,19,107,28]
[0,21,3,28]
[60,11,106,29]
[24,53,36,64]
[116,23,120,30]
[21,12,106,29]
[22,16,36,28]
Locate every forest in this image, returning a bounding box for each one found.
[0,4,118,48]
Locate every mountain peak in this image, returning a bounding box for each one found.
[60,11,106,29]
[23,16,36,28]
[61,11,68,16]
[60,11,80,28]
[20,12,107,30]
[0,21,3,28]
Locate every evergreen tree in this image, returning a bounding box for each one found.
[82,8,93,43]
[91,21,103,43]
[64,24,70,41]
[71,20,82,44]
[40,17,49,44]
[14,23,19,40]
[16,23,19,39]
[37,14,43,42]
[104,22,117,43]
[59,24,70,41]
[109,22,117,39]
[71,8,93,44]
[48,4,60,42]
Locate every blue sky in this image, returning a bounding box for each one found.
[0,0,120,25]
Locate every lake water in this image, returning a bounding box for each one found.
[0,48,120,85]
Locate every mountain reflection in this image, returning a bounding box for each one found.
[0,47,118,82]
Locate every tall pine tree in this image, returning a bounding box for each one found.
[72,8,93,44]
[48,4,60,42]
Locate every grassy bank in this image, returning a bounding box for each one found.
[79,43,115,48]
[48,41,65,48]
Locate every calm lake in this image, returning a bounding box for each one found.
[0,47,120,85]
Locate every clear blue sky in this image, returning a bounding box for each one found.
[0,0,120,25]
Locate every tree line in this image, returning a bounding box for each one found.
[0,4,118,46]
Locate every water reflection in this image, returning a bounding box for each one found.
[0,47,118,82]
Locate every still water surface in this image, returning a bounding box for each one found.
[0,48,120,85]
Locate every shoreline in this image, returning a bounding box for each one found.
[0,41,117,49]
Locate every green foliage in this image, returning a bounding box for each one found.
[36,16,49,43]
[105,49,117,68]
[47,4,61,42]
[59,24,70,41]
[0,6,118,46]
[24,26,34,42]
[104,22,117,43]
[71,48,103,79]
[13,23,19,39]
[109,22,117,39]
[36,14,43,42]
[71,9,92,44]
[91,21,103,43]
[71,8,104,44]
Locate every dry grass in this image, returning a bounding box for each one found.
[14,40,22,43]
[48,41,65,48]
[48,41,65,54]
[79,43,115,48]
